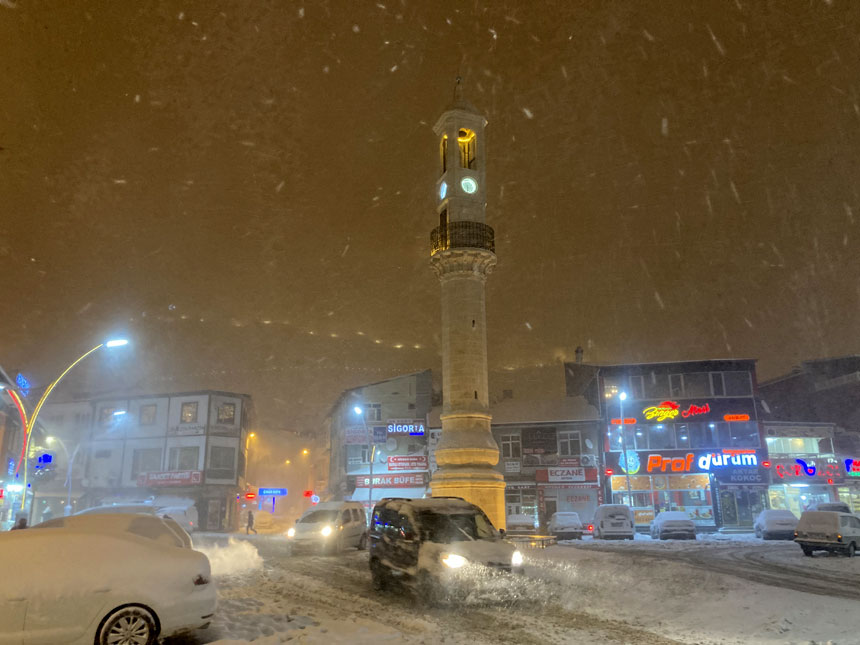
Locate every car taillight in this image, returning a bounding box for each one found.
[193,574,210,586]
[587,524,594,531]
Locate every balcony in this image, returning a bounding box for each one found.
[431,221,495,256]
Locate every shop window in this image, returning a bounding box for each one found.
[98,407,119,427]
[363,403,382,422]
[180,401,198,424]
[723,371,752,396]
[558,430,581,456]
[139,404,157,426]
[688,423,719,449]
[458,128,476,169]
[131,448,162,477]
[766,436,823,455]
[628,426,646,450]
[360,445,372,464]
[501,434,521,459]
[209,446,235,470]
[675,424,691,448]
[669,374,684,398]
[602,376,622,400]
[710,372,725,396]
[168,446,200,471]
[216,403,236,424]
[683,373,710,398]
[628,375,645,400]
[647,424,674,450]
[719,422,759,448]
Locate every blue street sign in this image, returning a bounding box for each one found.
[258,487,288,497]
[16,373,30,397]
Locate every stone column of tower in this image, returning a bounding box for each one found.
[428,81,506,530]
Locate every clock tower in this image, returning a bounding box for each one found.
[429,79,505,530]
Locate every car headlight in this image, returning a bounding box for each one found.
[321,525,333,537]
[441,553,468,569]
[512,550,523,567]
[287,527,295,538]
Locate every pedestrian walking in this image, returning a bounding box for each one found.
[246,510,257,535]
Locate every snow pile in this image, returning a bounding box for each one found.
[197,538,264,577]
[207,617,414,644]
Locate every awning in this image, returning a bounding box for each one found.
[349,487,427,506]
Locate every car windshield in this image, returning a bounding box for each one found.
[299,510,339,524]
[417,511,496,542]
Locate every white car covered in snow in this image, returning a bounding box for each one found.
[650,511,696,540]
[0,514,215,645]
[286,501,368,553]
[592,504,635,540]
[75,503,193,548]
[753,509,798,540]
[795,510,860,557]
[547,512,584,540]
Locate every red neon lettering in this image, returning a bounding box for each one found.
[724,414,750,422]
[647,455,663,472]
[681,403,711,418]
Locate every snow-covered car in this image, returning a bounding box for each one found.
[160,504,199,533]
[368,497,523,602]
[0,514,215,645]
[808,501,852,514]
[753,509,798,540]
[504,513,538,534]
[547,512,583,540]
[286,501,367,553]
[592,504,635,540]
[795,510,860,557]
[650,511,696,540]
[75,504,193,548]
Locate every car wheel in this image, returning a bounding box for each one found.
[755,528,761,538]
[416,570,441,606]
[370,558,389,591]
[358,532,368,550]
[847,542,856,558]
[96,605,157,645]
[802,546,814,557]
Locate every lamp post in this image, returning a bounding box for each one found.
[618,392,634,507]
[7,338,129,510]
[354,406,374,515]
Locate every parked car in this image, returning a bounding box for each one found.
[369,497,523,602]
[547,512,584,540]
[593,504,636,540]
[505,513,538,534]
[75,504,193,548]
[753,509,798,540]
[160,505,199,533]
[286,501,367,553]
[1,513,215,645]
[795,510,860,557]
[808,501,852,514]
[650,511,696,540]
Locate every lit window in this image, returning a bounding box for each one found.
[180,402,198,424]
[458,128,476,169]
[217,403,236,424]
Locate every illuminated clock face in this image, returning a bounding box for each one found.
[439,181,447,200]
[460,177,478,194]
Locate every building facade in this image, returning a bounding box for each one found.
[327,371,433,513]
[566,360,768,531]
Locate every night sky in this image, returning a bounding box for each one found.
[2,1,859,435]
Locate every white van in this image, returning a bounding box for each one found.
[592,504,635,540]
[795,510,860,557]
[286,501,368,553]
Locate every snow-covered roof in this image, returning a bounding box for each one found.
[427,396,598,427]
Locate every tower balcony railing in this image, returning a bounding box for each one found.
[430,221,495,256]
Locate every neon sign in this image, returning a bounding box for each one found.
[16,373,30,397]
[646,449,758,473]
[641,401,712,422]
[846,459,860,476]
[643,401,680,421]
[724,414,750,422]
[765,458,857,480]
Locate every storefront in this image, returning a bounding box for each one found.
[603,397,767,529]
[766,455,858,515]
[535,459,601,524]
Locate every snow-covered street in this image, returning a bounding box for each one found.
[174,534,860,645]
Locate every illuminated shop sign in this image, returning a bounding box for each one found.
[612,399,755,426]
[642,401,711,421]
[764,458,859,482]
[846,459,860,476]
[645,450,758,473]
[386,420,425,436]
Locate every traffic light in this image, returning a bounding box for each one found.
[604,468,614,477]
[244,492,257,500]
[303,490,313,498]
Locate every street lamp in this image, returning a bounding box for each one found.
[354,405,375,515]
[12,338,129,509]
[617,392,634,509]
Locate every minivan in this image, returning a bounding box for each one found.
[795,510,860,557]
[369,497,523,602]
[592,504,635,540]
[286,501,367,553]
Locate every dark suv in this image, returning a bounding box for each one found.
[368,497,523,600]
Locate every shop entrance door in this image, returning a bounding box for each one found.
[719,488,767,528]
[544,499,557,520]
